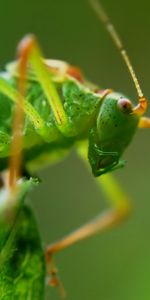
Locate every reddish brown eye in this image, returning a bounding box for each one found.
[117,98,133,113]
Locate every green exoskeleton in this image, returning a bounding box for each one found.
[0,0,149,298]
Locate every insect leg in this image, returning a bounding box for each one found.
[46,142,130,271]
[0,43,47,299]
[138,117,150,128]
[0,58,26,207]
[17,35,71,136]
[0,77,56,142]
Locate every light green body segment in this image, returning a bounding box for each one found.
[0,73,100,170]
[0,63,139,176]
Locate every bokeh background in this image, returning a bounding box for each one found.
[0,0,150,299]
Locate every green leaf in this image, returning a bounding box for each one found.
[0,178,46,300]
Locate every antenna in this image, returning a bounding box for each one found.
[89,0,147,115]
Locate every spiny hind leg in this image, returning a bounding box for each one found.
[17,35,75,136]
[46,142,131,281]
[0,75,58,143]
[0,34,70,143]
[0,58,26,206]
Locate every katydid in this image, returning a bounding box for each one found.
[0,0,149,297]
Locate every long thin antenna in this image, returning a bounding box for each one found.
[89,0,147,115]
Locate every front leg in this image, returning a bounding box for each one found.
[46,142,131,284]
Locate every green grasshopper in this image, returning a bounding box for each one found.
[0,0,149,298]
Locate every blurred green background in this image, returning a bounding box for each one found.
[0,0,150,299]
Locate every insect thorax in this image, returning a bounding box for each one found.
[0,72,101,171]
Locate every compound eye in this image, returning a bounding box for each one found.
[117,98,133,113]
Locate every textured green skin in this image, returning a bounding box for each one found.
[0,64,140,300]
[0,70,139,176]
[88,92,139,175]
[0,74,100,171]
[0,178,46,300]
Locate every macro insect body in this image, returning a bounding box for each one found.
[0,0,149,298]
